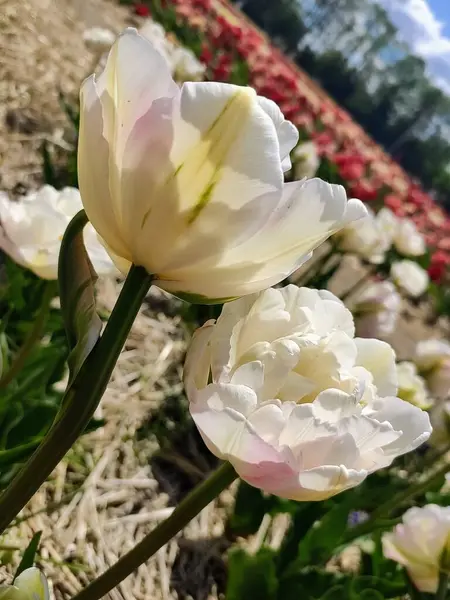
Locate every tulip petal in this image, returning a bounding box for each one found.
[355,338,398,397]
[366,396,432,456]
[257,96,299,171]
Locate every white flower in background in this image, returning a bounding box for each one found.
[377,208,426,257]
[83,27,116,54]
[0,186,117,280]
[396,361,431,410]
[352,280,401,339]
[292,141,320,180]
[337,207,391,264]
[172,46,206,82]
[0,567,49,600]
[78,29,367,301]
[391,260,429,298]
[376,207,398,240]
[394,219,426,257]
[415,339,450,400]
[139,18,174,68]
[383,505,450,593]
[184,285,431,500]
[429,401,450,448]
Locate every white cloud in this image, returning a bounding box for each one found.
[375,0,450,94]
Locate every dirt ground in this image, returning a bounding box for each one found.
[0,0,447,598]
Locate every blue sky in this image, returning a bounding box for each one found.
[375,0,450,93]
[429,0,450,36]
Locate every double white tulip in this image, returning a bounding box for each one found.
[139,19,205,83]
[292,141,320,181]
[83,27,116,55]
[352,280,401,339]
[0,567,49,600]
[336,207,391,264]
[377,208,426,257]
[78,29,367,302]
[184,285,431,501]
[0,186,116,280]
[391,260,429,298]
[396,361,431,410]
[415,339,450,400]
[383,504,450,593]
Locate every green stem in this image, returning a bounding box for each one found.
[0,283,55,390]
[436,572,449,600]
[0,265,152,534]
[71,462,238,600]
[343,461,450,544]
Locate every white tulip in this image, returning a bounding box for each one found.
[78,29,367,301]
[415,339,450,400]
[83,27,116,54]
[0,567,49,600]
[292,141,320,180]
[139,19,175,70]
[0,186,117,279]
[337,207,391,264]
[376,207,398,240]
[395,219,426,257]
[383,505,450,593]
[429,401,450,448]
[396,361,431,409]
[391,260,429,298]
[377,208,426,257]
[353,280,401,339]
[184,285,431,500]
[173,47,206,83]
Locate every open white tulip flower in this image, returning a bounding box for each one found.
[415,339,450,400]
[172,46,206,83]
[391,260,429,298]
[0,186,117,280]
[292,141,320,181]
[383,504,450,593]
[83,27,116,54]
[377,207,426,257]
[396,361,431,410]
[78,28,367,302]
[184,285,431,501]
[353,280,401,339]
[336,207,391,265]
[0,567,49,600]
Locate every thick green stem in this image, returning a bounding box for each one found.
[72,462,238,600]
[0,265,152,534]
[343,461,450,544]
[436,572,449,600]
[0,283,55,390]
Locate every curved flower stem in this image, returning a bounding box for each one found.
[0,265,153,534]
[71,462,238,600]
[339,265,376,303]
[0,283,55,390]
[436,572,449,600]
[342,461,450,545]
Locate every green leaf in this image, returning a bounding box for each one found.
[228,481,276,537]
[226,548,278,600]
[13,531,42,580]
[58,210,102,382]
[319,586,346,599]
[295,503,350,567]
[351,576,407,598]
